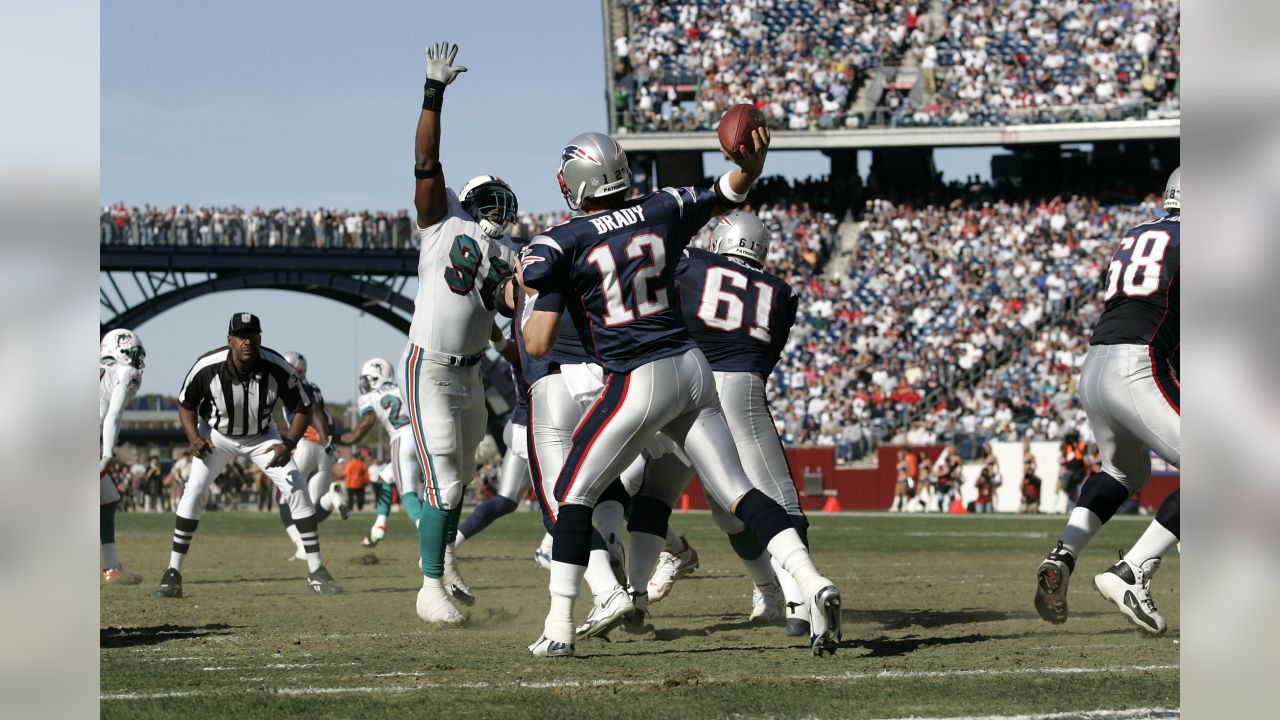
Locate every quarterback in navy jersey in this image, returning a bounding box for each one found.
[517,129,841,659]
[1036,168,1181,636]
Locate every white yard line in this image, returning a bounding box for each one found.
[102,663,1178,701]
[872,708,1178,720]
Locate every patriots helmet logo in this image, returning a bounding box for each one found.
[561,144,601,168]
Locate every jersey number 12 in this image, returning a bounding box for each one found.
[586,232,669,326]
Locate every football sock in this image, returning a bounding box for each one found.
[169,515,198,571]
[458,496,518,544]
[665,524,684,554]
[789,514,810,548]
[418,506,449,578]
[1125,490,1180,564]
[445,505,463,544]
[628,531,667,592]
[544,590,577,645]
[771,556,805,608]
[293,514,322,573]
[765,528,830,600]
[400,491,423,527]
[594,500,626,552]
[584,548,621,599]
[1059,508,1102,557]
[375,482,395,516]
[284,523,304,547]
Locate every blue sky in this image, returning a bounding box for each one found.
[101,0,993,405]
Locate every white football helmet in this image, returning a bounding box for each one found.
[359,358,395,393]
[557,132,631,210]
[711,210,770,267]
[101,328,146,369]
[459,175,519,239]
[283,351,307,379]
[1163,167,1180,211]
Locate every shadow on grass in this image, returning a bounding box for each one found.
[101,623,237,649]
[844,607,1118,630]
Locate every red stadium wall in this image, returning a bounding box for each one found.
[680,445,1179,513]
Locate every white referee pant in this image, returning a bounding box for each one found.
[293,438,335,505]
[176,425,314,521]
[1079,344,1180,492]
[553,348,755,512]
[401,343,487,510]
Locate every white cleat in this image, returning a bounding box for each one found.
[362,524,387,547]
[1094,554,1167,635]
[532,546,552,571]
[605,532,627,587]
[102,566,143,585]
[442,545,475,606]
[575,586,635,639]
[749,581,785,622]
[646,536,700,603]
[326,483,351,520]
[416,580,464,625]
[528,634,574,658]
[808,584,842,657]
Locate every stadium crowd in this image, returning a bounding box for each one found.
[899,0,1181,127]
[100,203,419,248]
[612,0,923,132]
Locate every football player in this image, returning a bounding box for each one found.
[276,352,349,561]
[1035,168,1180,634]
[100,328,146,585]
[401,41,517,624]
[518,128,842,658]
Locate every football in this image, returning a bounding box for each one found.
[717,102,767,156]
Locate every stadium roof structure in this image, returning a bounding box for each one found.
[614,118,1179,152]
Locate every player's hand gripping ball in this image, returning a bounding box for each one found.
[718,103,767,157]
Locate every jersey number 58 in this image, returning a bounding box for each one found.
[1104,229,1171,301]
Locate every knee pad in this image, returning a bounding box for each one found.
[733,488,791,544]
[597,477,631,507]
[627,495,673,538]
[1155,488,1179,538]
[789,513,810,548]
[727,529,766,560]
[551,504,594,566]
[1077,472,1132,524]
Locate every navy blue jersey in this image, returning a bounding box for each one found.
[1090,215,1180,371]
[676,247,798,376]
[509,360,530,426]
[512,286,594,388]
[521,186,721,373]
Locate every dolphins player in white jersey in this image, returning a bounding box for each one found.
[402,41,517,624]
[100,328,146,585]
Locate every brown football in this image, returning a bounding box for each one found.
[717,103,766,156]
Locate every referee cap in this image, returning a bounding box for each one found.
[228,312,262,336]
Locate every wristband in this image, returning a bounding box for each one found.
[716,172,751,206]
[281,436,298,451]
[422,79,446,112]
[414,162,441,180]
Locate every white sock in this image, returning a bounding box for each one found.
[1059,507,1102,557]
[546,561,582,644]
[627,531,667,591]
[454,530,468,550]
[766,528,830,599]
[285,523,303,547]
[665,525,684,554]
[374,514,388,530]
[771,556,804,607]
[1124,518,1179,566]
[539,532,554,555]
[305,551,322,573]
[102,542,120,570]
[584,548,621,600]
[594,500,625,547]
[169,551,186,571]
[741,550,776,587]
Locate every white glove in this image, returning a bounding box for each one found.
[425,41,467,85]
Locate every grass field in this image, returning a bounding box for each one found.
[100,509,1179,719]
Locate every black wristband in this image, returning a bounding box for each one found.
[422,79,446,112]
[281,436,298,451]
[414,162,441,180]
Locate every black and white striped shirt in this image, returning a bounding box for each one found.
[178,346,311,437]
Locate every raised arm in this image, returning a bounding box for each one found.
[413,41,468,230]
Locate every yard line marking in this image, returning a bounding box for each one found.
[872,708,1178,720]
[102,663,1178,701]
[901,531,1050,539]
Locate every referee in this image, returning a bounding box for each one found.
[153,313,342,597]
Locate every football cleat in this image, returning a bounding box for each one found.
[1035,541,1076,625]
[1094,553,1167,635]
[362,524,388,547]
[326,484,351,521]
[785,601,811,638]
[528,634,574,658]
[646,535,700,602]
[102,566,143,586]
[306,565,343,594]
[532,546,552,571]
[575,586,635,639]
[623,589,654,634]
[416,581,464,625]
[809,584,842,657]
[749,581,785,622]
[152,568,183,598]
